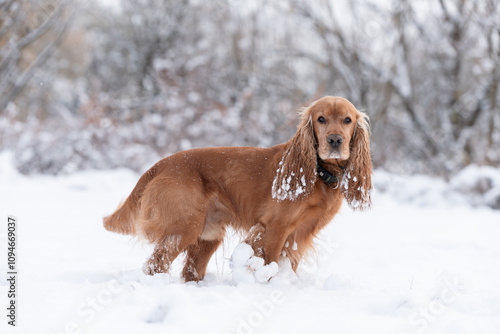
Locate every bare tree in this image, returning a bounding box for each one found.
[287,0,500,175]
[382,0,500,173]
[0,0,73,114]
[1,0,498,176]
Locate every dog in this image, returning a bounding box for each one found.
[103,96,373,282]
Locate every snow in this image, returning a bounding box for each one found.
[374,167,500,210]
[1,151,500,333]
[231,243,279,284]
[271,157,311,202]
[230,243,258,284]
[451,165,500,209]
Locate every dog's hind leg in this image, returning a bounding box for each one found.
[143,235,186,275]
[182,238,223,282]
[138,176,208,276]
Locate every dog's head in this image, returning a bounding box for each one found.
[274,96,373,209]
[307,96,362,162]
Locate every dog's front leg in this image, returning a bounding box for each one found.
[244,222,288,265]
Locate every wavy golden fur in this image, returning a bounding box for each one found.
[103,96,373,282]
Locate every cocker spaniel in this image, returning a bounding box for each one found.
[104,96,373,281]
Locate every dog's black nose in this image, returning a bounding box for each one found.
[327,134,343,148]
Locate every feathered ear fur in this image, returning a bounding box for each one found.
[272,106,317,201]
[341,111,373,210]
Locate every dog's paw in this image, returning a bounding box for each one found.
[230,243,278,284]
[254,261,279,283]
[143,259,167,276]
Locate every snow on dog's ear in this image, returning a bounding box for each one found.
[342,111,373,210]
[272,105,317,201]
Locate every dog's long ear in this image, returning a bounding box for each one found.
[272,105,317,201]
[342,111,373,210]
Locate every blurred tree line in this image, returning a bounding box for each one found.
[0,0,499,176]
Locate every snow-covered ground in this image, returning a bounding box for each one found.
[1,151,500,334]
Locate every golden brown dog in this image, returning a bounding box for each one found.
[103,96,373,282]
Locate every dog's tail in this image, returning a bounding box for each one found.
[103,166,158,235]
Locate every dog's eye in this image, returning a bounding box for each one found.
[318,116,326,124]
[344,117,352,124]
